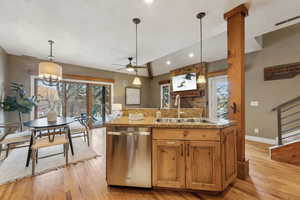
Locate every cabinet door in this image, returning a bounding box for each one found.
[186,141,222,191]
[152,140,185,188]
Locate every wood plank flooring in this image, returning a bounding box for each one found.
[0,129,300,200]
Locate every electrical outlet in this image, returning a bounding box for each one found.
[254,128,259,135]
[250,101,259,107]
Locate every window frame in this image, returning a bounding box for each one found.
[30,75,114,121]
[208,75,228,120]
[160,83,171,109]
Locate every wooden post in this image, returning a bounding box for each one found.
[86,84,93,128]
[224,4,249,180]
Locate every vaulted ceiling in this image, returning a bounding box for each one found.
[0,0,300,76]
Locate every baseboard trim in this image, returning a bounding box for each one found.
[246,135,276,145]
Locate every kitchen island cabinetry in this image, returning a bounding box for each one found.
[152,126,237,191]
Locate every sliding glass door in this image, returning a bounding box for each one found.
[65,82,87,117]
[34,79,111,127]
[91,85,111,127]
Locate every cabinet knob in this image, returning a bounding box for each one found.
[183,131,189,137]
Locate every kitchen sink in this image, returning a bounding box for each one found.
[155,117,218,124]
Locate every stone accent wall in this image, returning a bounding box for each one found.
[122,108,204,118]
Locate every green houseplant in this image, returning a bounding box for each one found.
[0,83,37,131]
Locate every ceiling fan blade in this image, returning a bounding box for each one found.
[112,64,127,67]
[133,66,147,69]
[117,67,126,70]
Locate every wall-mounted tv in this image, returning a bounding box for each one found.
[172,73,197,92]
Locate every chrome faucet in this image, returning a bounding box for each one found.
[174,94,184,118]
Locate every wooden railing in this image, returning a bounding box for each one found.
[272,96,300,145]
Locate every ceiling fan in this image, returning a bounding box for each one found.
[113,57,147,72]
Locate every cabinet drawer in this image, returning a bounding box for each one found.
[152,128,220,141]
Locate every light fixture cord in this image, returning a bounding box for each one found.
[49,40,54,61]
[136,22,138,68]
[200,17,203,64]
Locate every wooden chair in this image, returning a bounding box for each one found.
[0,123,31,159]
[70,115,92,146]
[31,125,69,175]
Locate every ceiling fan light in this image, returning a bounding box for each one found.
[197,75,206,84]
[133,76,142,85]
[127,68,135,72]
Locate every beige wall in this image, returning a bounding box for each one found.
[149,73,171,108]
[6,55,151,122]
[244,24,300,139]
[0,46,8,124]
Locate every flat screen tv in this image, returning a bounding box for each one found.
[172,73,197,92]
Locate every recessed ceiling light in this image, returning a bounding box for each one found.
[189,53,194,58]
[166,60,171,65]
[144,0,154,5]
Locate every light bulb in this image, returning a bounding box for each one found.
[133,77,142,85]
[127,68,135,72]
[197,75,206,84]
[144,0,154,5]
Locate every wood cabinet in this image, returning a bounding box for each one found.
[152,127,237,191]
[186,141,222,191]
[152,140,185,188]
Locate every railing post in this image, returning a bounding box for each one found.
[277,109,282,145]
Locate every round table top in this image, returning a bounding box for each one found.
[23,117,74,129]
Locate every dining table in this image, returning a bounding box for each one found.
[23,117,75,167]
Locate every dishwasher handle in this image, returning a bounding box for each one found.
[107,131,151,136]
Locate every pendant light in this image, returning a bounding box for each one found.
[196,12,206,84]
[39,40,62,86]
[132,18,142,86]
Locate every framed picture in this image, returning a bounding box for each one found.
[125,87,141,105]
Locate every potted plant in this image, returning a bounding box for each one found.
[0,83,37,131]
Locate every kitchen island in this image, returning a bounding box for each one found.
[105,116,237,192]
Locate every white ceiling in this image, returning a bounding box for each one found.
[0,0,300,76]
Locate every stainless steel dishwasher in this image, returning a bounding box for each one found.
[106,127,151,188]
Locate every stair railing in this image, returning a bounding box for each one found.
[272,96,300,145]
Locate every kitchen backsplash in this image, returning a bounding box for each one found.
[122,108,204,118]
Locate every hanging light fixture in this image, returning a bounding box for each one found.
[132,18,142,86]
[196,12,206,84]
[39,40,62,86]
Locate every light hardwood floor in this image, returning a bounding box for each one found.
[0,129,300,200]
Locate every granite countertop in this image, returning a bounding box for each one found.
[105,117,236,129]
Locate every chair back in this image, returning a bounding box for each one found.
[32,125,69,144]
[0,123,20,141]
[74,114,93,129]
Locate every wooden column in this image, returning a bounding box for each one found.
[224,4,249,180]
[86,84,93,128]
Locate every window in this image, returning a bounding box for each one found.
[33,78,112,127]
[160,84,170,108]
[65,82,87,117]
[35,80,64,118]
[91,84,111,127]
[208,75,229,120]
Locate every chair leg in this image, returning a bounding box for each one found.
[65,144,69,165]
[83,133,86,142]
[0,144,2,158]
[86,130,90,146]
[6,144,10,158]
[36,150,38,164]
[32,149,36,176]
